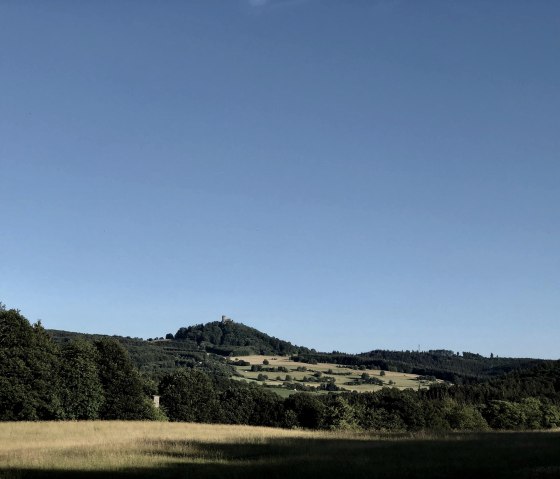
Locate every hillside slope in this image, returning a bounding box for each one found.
[49,321,549,385]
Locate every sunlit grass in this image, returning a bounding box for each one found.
[1,422,560,478]
[0,421,326,471]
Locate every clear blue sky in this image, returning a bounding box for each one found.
[1,0,559,358]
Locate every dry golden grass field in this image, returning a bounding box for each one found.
[2,422,560,479]
[231,354,435,394]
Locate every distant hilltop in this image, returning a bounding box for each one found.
[173,319,305,357]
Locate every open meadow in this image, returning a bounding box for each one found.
[1,422,560,479]
[231,355,437,394]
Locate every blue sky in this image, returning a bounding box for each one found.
[1,0,559,358]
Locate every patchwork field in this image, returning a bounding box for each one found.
[230,354,436,394]
[1,422,560,479]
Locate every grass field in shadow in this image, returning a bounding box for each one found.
[1,422,559,478]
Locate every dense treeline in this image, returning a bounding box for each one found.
[0,307,161,421]
[154,363,560,431]
[423,362,560,404]
[168,360,549,430]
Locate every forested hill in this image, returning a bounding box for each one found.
[292,349,545,384]
[167,320,550,383]
[422,360,560,406]
[47,320,310,378]
[174,322,548,383]
[174,321,309,356]
[48,320,550,384]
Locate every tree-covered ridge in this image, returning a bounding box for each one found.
[50,321,548,386]
[293,349,545,383]
[424,361,560,405]
[48,329,234,381]
[174,321,308,356]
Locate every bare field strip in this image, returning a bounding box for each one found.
[2,422,560,479]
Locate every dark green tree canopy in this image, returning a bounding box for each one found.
[159,368,221,423]
[174,321,306,356]
[59,340,104,420]
[0,309,62,420]
[94,337,158,420]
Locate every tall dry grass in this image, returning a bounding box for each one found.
[2,422,560,478]
[0,421,355,471]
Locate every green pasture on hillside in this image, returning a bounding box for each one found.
[231,355,438,394]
